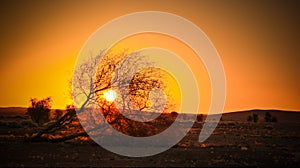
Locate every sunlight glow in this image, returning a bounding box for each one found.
[104,89,117,102]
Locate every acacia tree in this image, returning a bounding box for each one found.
[29,49,175,142]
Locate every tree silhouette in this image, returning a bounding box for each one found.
[264,112,278,123]
[247,113,258,123]
[29,50,176,142]
[197,114,203,122]
[264,112,272,122]
[27,97,51,126]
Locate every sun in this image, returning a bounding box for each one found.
[104,89,117,102]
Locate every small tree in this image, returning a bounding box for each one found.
[265,112,278,123]
[264,112,272,122]
[265,112,277,122]
[28,97,51,126]
[247,113,258,123]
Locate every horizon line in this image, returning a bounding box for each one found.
[0,106,299,113]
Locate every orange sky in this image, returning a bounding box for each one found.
[109,33,211,114]
[0,0,299,112]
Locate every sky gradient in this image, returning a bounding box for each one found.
[0,0,299,112]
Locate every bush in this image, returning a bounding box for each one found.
[66,104,76,115]
[247,113,258,123]
[264,112,272,122]
[197,114,203,122]
[264,112,278,123]
[27,97,52,126]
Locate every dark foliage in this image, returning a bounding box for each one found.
[27,97,51,126]
[197,114,203,122]
[264,112,278,123]
[247,113,258,123]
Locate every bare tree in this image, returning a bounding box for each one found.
[29,49,176,142]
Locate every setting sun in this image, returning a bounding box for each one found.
[104,89,117,102]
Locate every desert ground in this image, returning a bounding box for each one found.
[0,107,299,167]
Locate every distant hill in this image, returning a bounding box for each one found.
[221,109,300,123]
[0,107,64,117]
[0,107,299,123]
[0,107,28,116]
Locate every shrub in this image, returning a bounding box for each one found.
[253,113,258,123]
[66,104,76,115]
[247,113,258,123]
[264,112,272,122]
[264,112,278,123]
[197,114,203,122]
[27,97,52,126]
[171,111,178,116]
